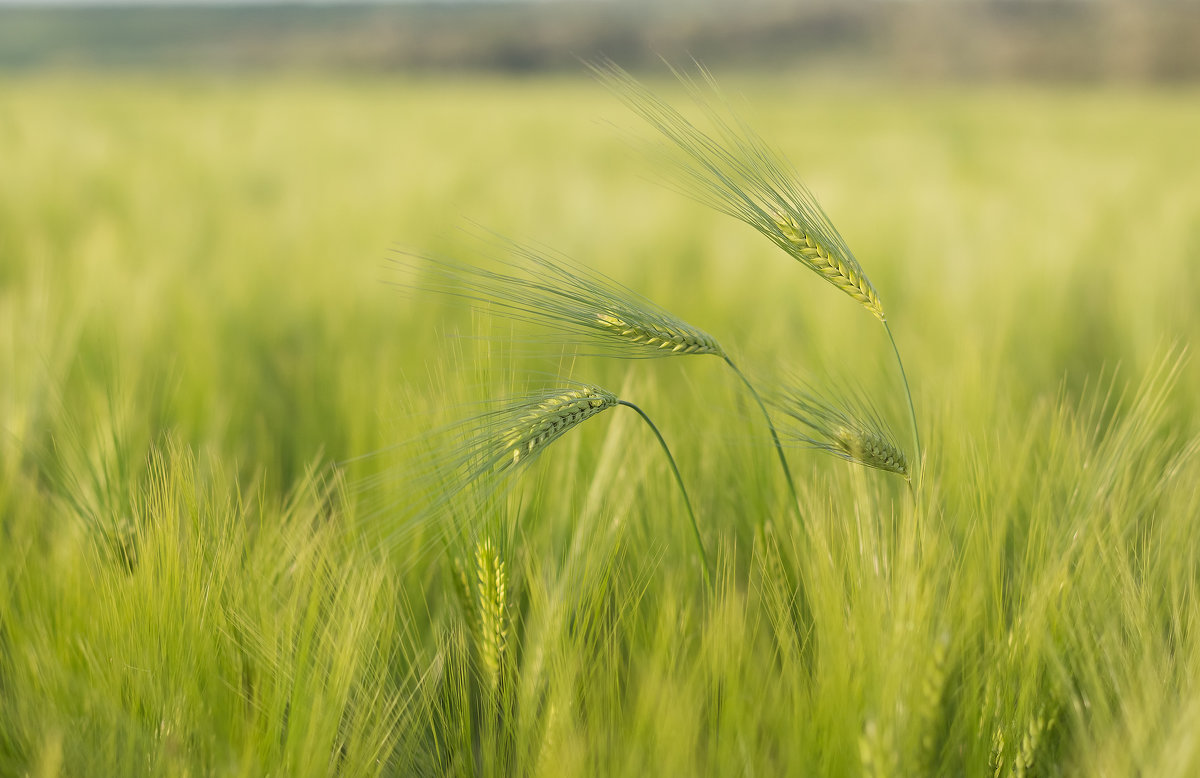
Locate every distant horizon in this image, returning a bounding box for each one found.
[4,0,1193,84]
[0,0,570,7]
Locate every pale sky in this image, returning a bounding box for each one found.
[0,0,571,6]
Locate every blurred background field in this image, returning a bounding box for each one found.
[3,1,1200,81]
[3,2,1200,775]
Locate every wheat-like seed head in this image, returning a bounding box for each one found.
[770,209,883,318]
[859,719,899,778]
[391,235,726,359]
[594,311,723,355]
[917,632,951,772]
[831,425,909,478]
[592,61,885,321]
[347,384,623,555]
[475,538,508,692]
[1012,709,1053,778]
[989,725,1006,778]
[772,380,910,479]
[497,386,620,468]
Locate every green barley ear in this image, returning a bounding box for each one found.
[830,425,909,477]
[347,385,619,555]
[593,61,921,471]
[989,725,1006,778]
[475,538,509,693]
[390,235,799,504]
[494,386,621,469]
[391,236,725,360]
[592,310,722,356]
[771,379,910,479]
[1012,708,1054,778]
[493,384,712,587]
[590,60,884,320]
[916,631,951,772]
[859,718,899,778]
[352,383,712,586]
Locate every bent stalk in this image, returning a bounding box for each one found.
[617,400,713,590]
[722,356,800,510]
[884,320,920,479]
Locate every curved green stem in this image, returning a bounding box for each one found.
[618,400,713,591]
[883,320,921,480]
[722,355,800,510]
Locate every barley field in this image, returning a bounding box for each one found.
[2,73,1200,776]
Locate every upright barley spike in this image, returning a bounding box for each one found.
[1013,708,1053,778]
[475,538,509,693]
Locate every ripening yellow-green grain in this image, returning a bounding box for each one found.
[2,71,1200,778]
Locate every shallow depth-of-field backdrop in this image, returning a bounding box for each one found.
[4,8,1200,776]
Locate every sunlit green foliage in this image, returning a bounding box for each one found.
[2,74,1200,776]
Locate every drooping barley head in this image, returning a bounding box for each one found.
[771,380,909,479]
[830,424,909,477]
[495,386,620,469]
[347,384,621,555]
[391,236,726,359]
[592,61,885,320]
[594,310,722,355]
